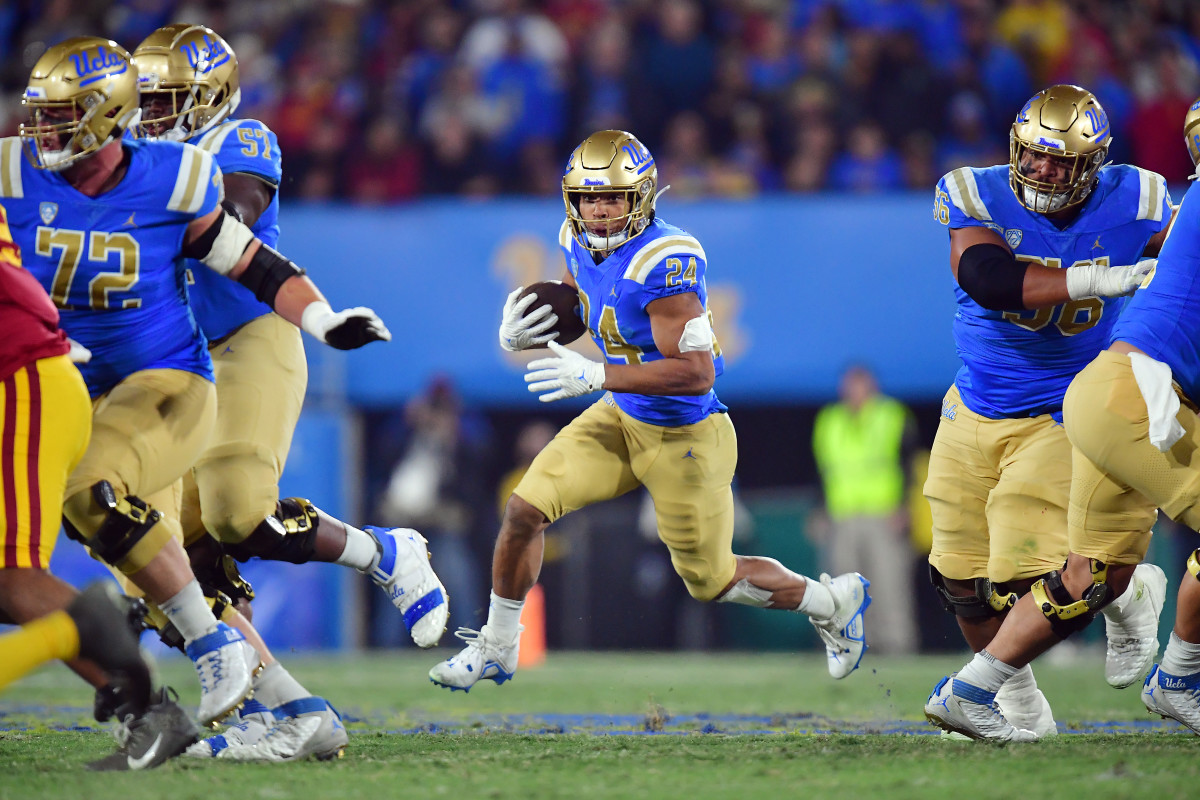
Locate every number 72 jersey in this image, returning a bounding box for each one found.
[0,137,221,397]
[933,163,1171,419]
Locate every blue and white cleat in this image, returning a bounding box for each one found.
[1142,664,1200,735]
[188,697,347,761]
[184,698,274,758]
[186,622,262,726]
[925,675,1038,742]
[809,572,871,679]
[429,625,521,692]
[363,526,449,648]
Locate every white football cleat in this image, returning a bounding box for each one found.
[363,526,449,648]
[995,680,1057,738]
[186,623,262,726]
[924,675,1038,742]
[184,698,274,758]
[429,625,521,692]
[1102,562,1167,688]
[1142,664,1200,735]
[197,697,348,761]
[809,572,871,679]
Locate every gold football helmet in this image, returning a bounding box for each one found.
[20,37,140,171]
[132,23,239,141]
[562,130,658,253]
[1185,96,1200,169]
[1009,85,1110,213]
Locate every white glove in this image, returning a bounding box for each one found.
[67,338,91,364]
[1065,259,1155,300]
[499,287,558,351]
[525,341,606,402]
[300,301,391,350]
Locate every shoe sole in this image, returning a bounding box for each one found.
[429,668,514,693]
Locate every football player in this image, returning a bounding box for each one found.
[923,85,1173,741]
[130,24,440,760]
[0,208,196,770]
[430,130,872,692]
[4,37,383,728]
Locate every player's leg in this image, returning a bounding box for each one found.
[429,398,640,691]
[62,369,258,725]
[188,315,444,644]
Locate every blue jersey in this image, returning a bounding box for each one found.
[185,118,282,341]
[559,218,727,426]
[934,164,1171,419]
[0,137,222,397]
[1112,179,1200,400]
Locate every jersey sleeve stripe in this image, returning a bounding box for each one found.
[624,235,707,284]
[558,219,572,250]
[946,168,991,221]
[1135,168,1165,222]
[198,121,238,154]
[0,139,23,199]
[168,146,212,214]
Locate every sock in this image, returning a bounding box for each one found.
[998,663,1037,694]
[487,591,524,643]
[1162,632,1200,676]
[0,611,79,691]
[160,580,219,643]
[252,662,310,709]
[338,524,379,570]
[796,576,836,620]
[955,650,1019,694]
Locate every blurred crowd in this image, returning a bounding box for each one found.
[2,0,1198,202]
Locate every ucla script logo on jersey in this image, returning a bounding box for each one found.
[39,202,57,224]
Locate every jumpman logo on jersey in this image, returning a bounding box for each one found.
[121,212,137,228]
[1092,236,1104,251]
[682,448,697,459]
[609,286,618,298]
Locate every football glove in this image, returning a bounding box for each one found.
[1065,259,1155,300]
[300,301,391,350]
[525,341,606,402]
[499,287,559,352]
[67,338,92,364]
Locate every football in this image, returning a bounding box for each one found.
[519,281,588,346]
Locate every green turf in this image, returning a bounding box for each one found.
[1,650,1198,799]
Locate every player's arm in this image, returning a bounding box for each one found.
[181,208,389,350]
[600,291,714,396]
[221,172,274,228]
[951,226,1150,309]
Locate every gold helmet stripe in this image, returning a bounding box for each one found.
[0,138,23,199]
[1134,167,1166,222]
[167,145,212,214]
[945,168,991,222]
[624,234,705,284]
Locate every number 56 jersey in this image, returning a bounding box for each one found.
[0,137,221,397]
[934,164,1171,420]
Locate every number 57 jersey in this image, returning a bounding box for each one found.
[934,164,1171,420]
[0,137,221,397]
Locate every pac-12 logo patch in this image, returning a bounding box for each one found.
[39,202,57,224]
[1005,228,1023,248]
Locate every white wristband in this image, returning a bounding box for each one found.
[300,300,335,342]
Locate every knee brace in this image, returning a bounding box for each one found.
[1189,549,1200,582]
[188,536,256,607]
[1029,559,1110,639]
[71,482,163,568]
[223,497,320,564]
[929,565,1016,619]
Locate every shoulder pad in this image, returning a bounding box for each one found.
[167,144,217,214]
[623,233,707,285]
[941,167,993,222]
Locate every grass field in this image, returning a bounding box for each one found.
[2,648,1198,799]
